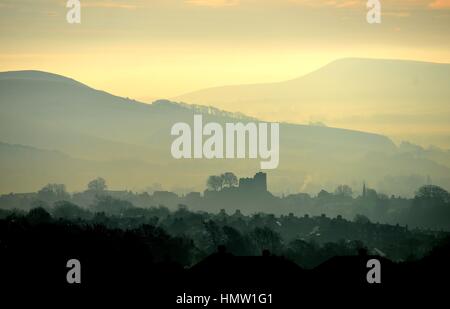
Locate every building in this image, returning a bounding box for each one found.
[238,172,267,192]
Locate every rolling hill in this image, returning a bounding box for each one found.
[0,69,449,196]
[175,58,450,148]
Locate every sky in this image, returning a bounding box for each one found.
[0,0,449,100]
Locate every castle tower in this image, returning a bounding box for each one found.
[238,172,267,192]
[254,172,267,191]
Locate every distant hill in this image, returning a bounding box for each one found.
[0,69,449,196]
[0,70,86,86]
[0,141,164,194]
[175,58,450,148]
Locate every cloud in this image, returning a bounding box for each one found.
[287,0,361,8]
[45,10,59,17]
[185,0,240,7]
[288,0,450,10]
[429,0,450,9]
[384,11,411,17]
[82,1,139,9]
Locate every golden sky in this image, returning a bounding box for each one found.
[0,0,449,100]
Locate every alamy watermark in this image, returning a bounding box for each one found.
[170,115,280,170]
[64,257,380,285]
[65,1,380,25]
[66,0,81,24]
[66,258,81,284]
[366,258,381,283]
[367,0,381,24]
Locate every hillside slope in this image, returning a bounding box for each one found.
[0,70,448,196]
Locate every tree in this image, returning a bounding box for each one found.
[27,207,52,224]
[207,175,223,191]
[221,172,238,188]
[93,196,133,215]
[52,201,90,220]
[250,227,282,255]
[365,188,379,200]
[317,189,332,199]
[204,220,226,249]
[87,177,107,192]
[415,185,449,203]
[223,226,252,255]
[334,185,353,198]
[353,214,371,224]
[38,183,69,202]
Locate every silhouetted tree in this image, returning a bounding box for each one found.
[30,199,49,209]
[207,175,223,191]
[204,220,226,249]
[415,185,449,203]
[353,214,371,224]
[93,196,133,215]
[38,183,69,202]
[52,201,91,220]
[221,172,238,188]
[365,188,379,200]
[87,177,107,192]
[334,185,353,198]
[317,189,332,199]
[251,227,282,254]
[27,207,51,224]
[222,225,252,255]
